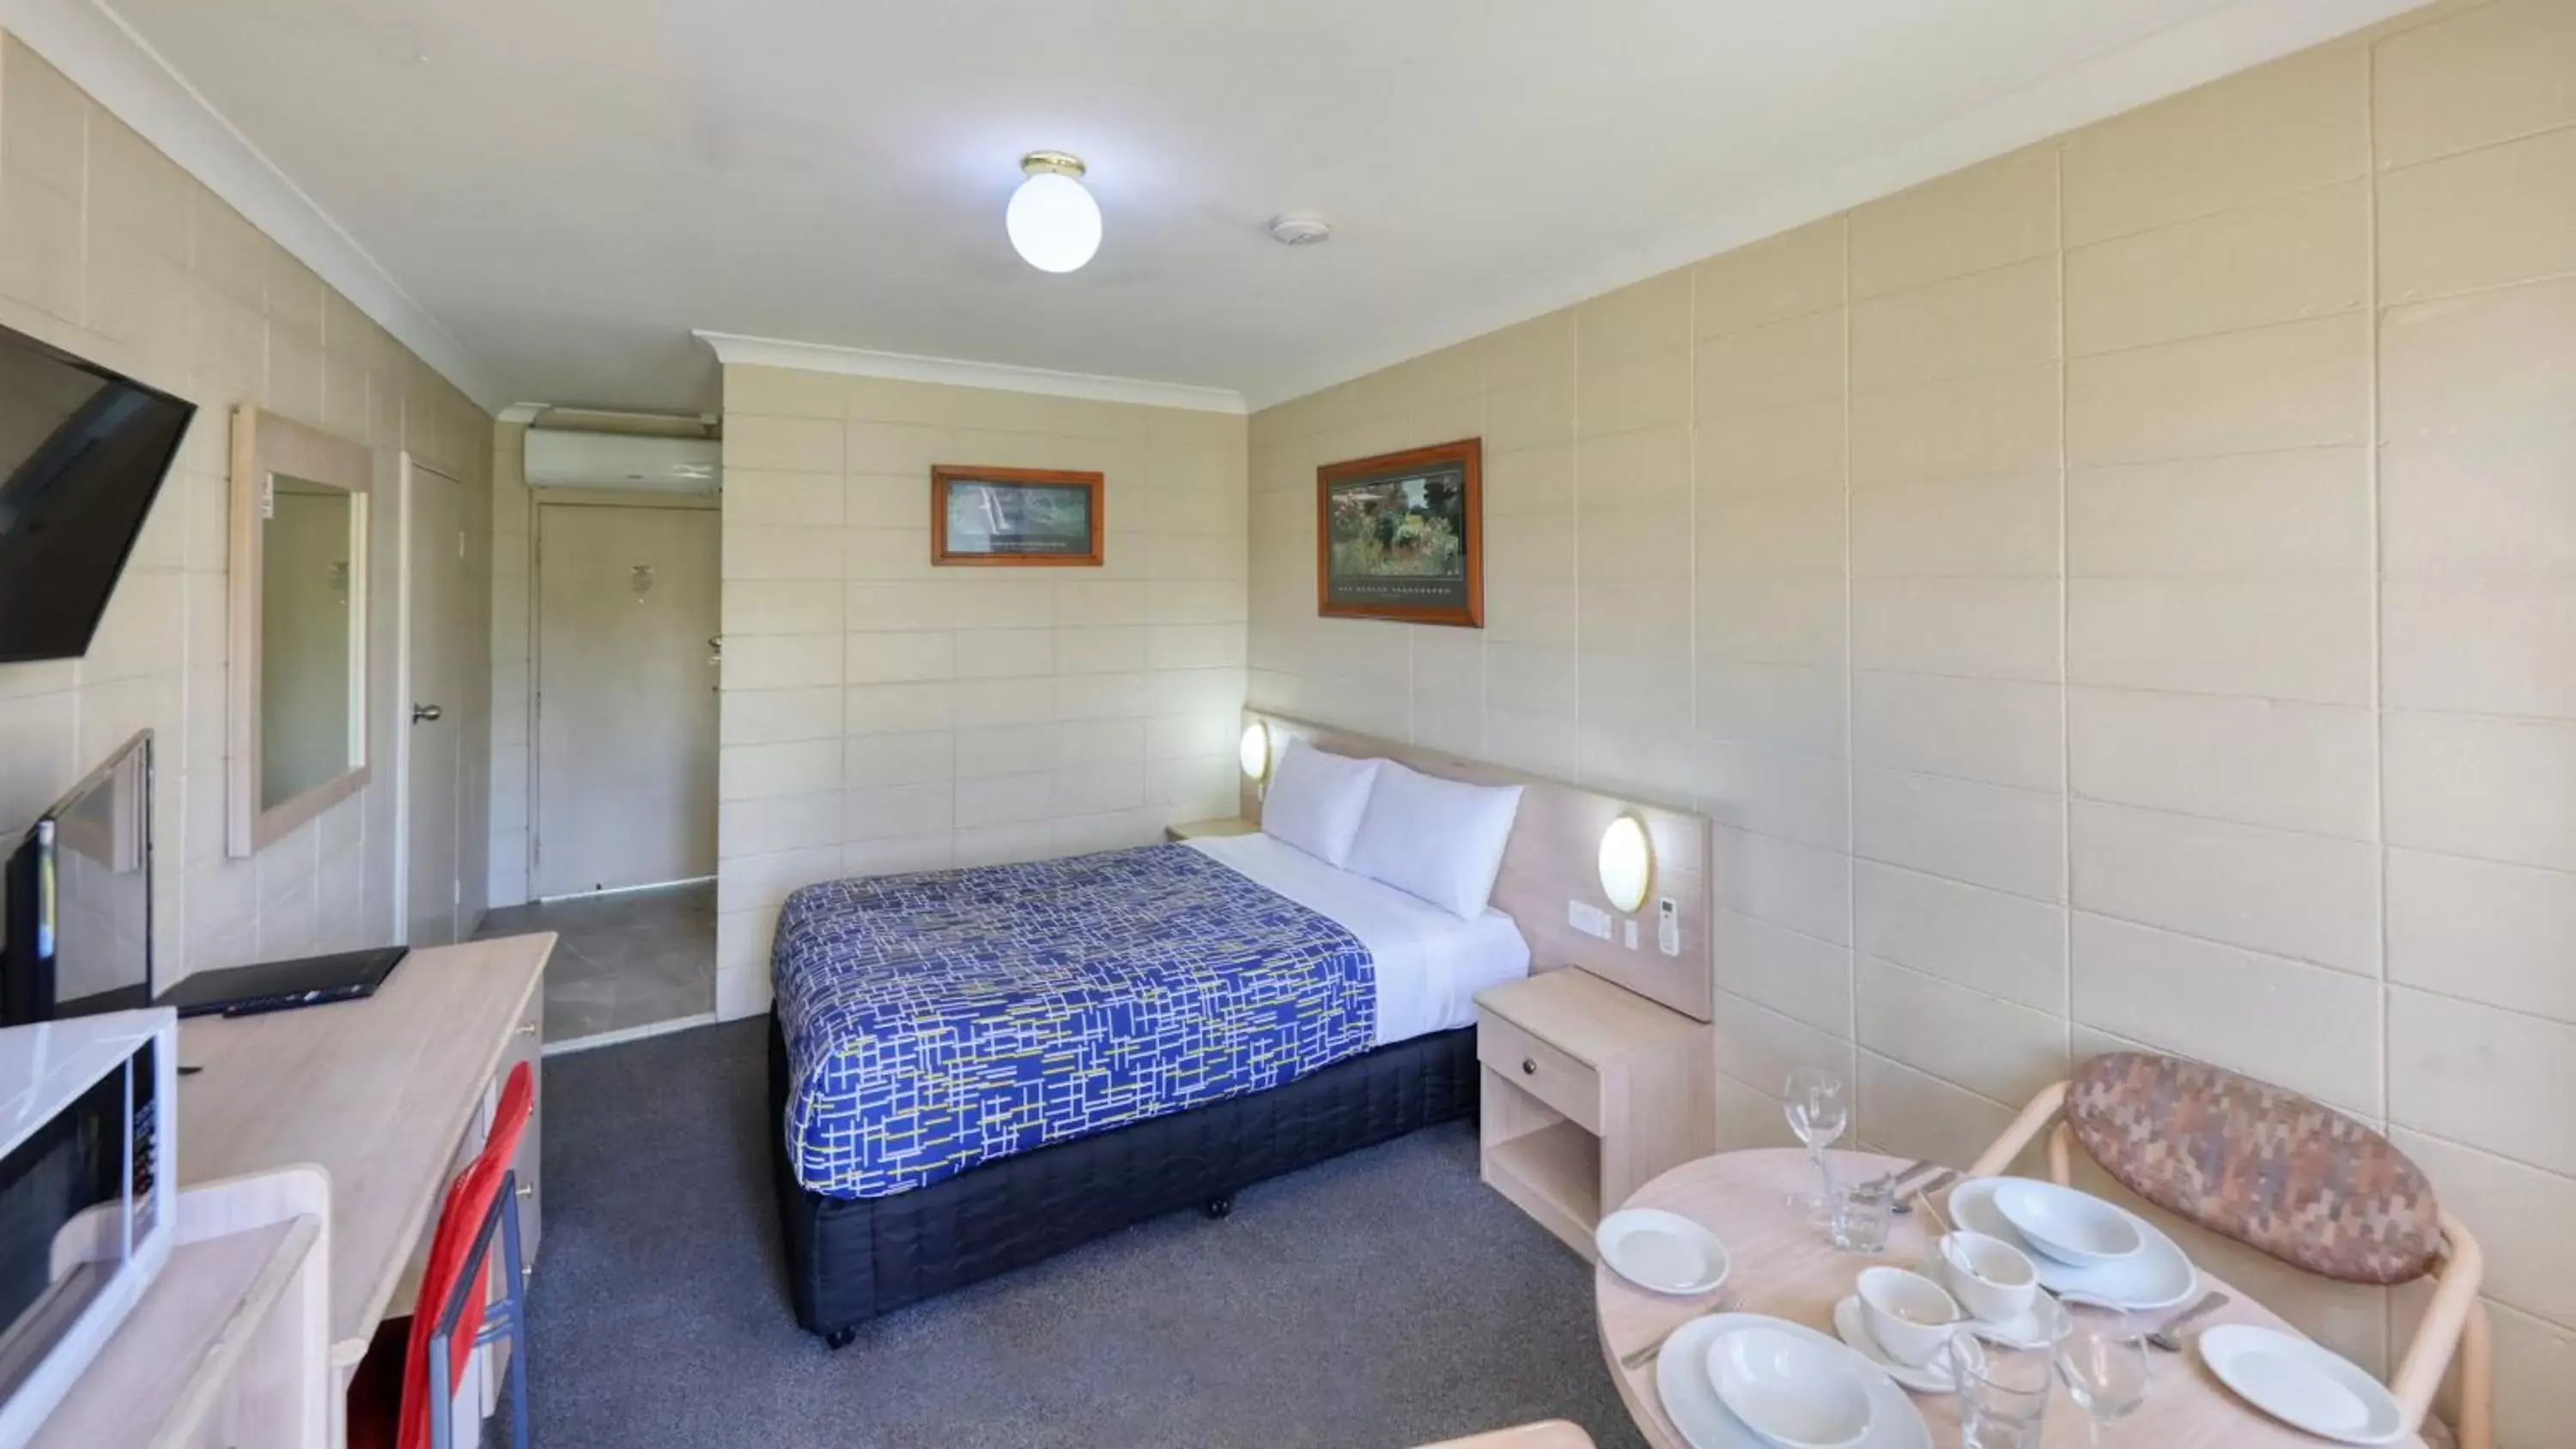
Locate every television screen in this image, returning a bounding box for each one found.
[3,731,153,1025]
[0,323,195,664]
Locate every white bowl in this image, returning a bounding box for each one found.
[1938,1230,2042,1326]
[1706,1324,1874,1449]
[1856,1265,1962,1367]
[1992,1179,2144,1268]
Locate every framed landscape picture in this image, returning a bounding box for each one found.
[1315,438,1482,627]
[930,465,1103,567]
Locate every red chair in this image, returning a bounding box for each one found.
[351,1061,537,1449]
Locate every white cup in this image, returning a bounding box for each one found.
[1940,1230,2041,1325]
[1856,1265,1962,1367]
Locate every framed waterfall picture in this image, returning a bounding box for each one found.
[1315,437,1483,627]
[931,465,1104,566]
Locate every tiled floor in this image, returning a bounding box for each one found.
[475,881,715,1046]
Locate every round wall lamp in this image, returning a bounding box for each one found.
[1597,813,1654,915]
[1006,150,1102,274]
[1239,720,1272,783]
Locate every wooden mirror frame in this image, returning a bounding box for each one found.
[228,406,374,858]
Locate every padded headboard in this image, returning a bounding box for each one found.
[1239,709,1715,1022]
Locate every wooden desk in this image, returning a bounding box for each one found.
[177,934,551,1412]
[1595,1149,2430,1448]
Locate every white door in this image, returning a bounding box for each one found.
[404,459,465,946]
[533,503,719,898]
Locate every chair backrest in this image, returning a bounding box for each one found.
[2065,1052,2443,1286]
[397,1061,536,1449]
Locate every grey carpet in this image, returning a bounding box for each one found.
[516,1020,1649,1448]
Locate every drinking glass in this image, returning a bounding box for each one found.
[1781,1067,1847,1222]
[1832,1173,1895,1254]
[1948,1334,2051,1449]
[2057,1325,2150,1446]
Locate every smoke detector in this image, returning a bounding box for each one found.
[1267,214,1332,246]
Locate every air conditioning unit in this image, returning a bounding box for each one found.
[523,430,720,494]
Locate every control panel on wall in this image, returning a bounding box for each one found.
[1567,896,1685,956]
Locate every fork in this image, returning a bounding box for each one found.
[1892,1167,1956,1216]
[1618,1292,1744,1369]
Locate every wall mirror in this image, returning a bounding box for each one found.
[228,406,374,858]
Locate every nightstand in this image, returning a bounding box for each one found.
[1164,816,1259,843]
[1474,968,1712,1259]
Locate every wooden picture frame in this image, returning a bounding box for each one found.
[228,406,375,858]
[1315,438,1483,627]
[930,465,1104,567]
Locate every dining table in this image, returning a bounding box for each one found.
[1593,1148,2430,1448]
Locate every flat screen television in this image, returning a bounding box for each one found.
[1,731,154,1026]
[0,323,195,664]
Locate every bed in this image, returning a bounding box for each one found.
[769,830,1532,1343]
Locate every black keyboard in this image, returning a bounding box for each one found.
[219,983,374,1018]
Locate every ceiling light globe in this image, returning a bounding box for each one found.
[1006,171,1102,273]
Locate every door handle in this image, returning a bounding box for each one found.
[412,703,444,724]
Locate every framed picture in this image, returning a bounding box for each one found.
[1315,438,1482,627]
[930,465,1104,567]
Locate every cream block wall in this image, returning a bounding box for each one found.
[1248,1,2576,1438]
[714,365,1249,1018]
[0,37,495,982]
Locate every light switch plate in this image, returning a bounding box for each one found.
[1567,900,1613,941]
[1623,919,1639,949]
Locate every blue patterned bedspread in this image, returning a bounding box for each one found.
[774,844,1376,1199]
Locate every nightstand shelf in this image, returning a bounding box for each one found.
[1475,968,1711,1260]
[1164,817,1259,842]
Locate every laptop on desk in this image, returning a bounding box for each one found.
[155,945,410,1019]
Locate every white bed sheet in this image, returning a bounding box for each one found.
[1185,833,1531,1046]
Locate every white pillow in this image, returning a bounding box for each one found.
[1343,761,1522,919]
[1259,740,1382,867]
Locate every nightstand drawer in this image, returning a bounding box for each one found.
[1478,1010,1601,1135]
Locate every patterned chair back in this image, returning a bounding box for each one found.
[2064,1052,2445,1286]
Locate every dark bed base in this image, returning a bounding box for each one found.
[768,1016,1480,1344]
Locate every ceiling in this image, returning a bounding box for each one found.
[88,0,2409,414]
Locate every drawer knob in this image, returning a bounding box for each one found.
[517,1022,538,1037]
[517,1182,534,1199]
[1521,1058,1537,1076]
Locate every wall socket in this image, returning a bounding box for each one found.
[1566,900,1613,941]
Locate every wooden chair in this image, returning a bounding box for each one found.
[1412,1422,1597,1449]
[1969,1052,2490,1449]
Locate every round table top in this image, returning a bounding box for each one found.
[1592,1148,2427,1449]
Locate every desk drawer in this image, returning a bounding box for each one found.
[1477,1010,1601,1134]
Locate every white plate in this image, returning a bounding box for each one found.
[1655,1314,1931,1449]
[1831,1296,1953,1395]
[2198,1325,2409,1445]
[1917,1255,2070,1349]
[1992,1179,2143,1268]
[1598,1208,1731,1295]
[1949,1178,2197,1311]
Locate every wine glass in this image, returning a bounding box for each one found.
[1781,1067,1846,1222]
[2056,1323,2150,1446]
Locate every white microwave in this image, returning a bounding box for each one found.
[0,1008,175,1446]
